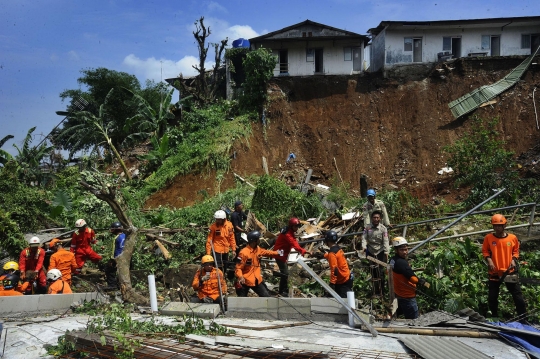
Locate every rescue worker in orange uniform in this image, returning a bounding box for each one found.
[191,255,227,304]
[323,230,352,298]
[71,219,102,274]
[48,238,77,285]
[390,237,429,319]
[235,231,278,297]
[0,274,23,296]
[482,214,527,320]
[0,261,21,291]
[47,268,72,294]
[206,210,236,273]
[19,236,47,293]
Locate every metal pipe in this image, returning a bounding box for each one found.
[392,202,536,229]
[210,240,226,314]
[407,223,540,245]
[296,258,378,337]
[409,189,506,254]
[528,204,537,237]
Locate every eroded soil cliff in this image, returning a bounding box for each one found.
[145,56,540,208]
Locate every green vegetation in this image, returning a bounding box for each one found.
[251,175,324,229]
[443,117,520,206]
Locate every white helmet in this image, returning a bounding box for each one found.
[29,236,41,246]
[392,237,408,247]
[214,210,226,219]
[75,219,87,228]
[47,268,62,281]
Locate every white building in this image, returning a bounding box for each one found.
[249,20,369,76]
[369,16,540,72]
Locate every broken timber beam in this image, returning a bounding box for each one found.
[233,172,256,188]
[145,233,180,247]
[155,240,172,260]
[370,327,497,338]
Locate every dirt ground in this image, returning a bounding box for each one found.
[145,56,540,209]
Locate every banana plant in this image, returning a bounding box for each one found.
[0,135,14,166]
[123,87,174,144]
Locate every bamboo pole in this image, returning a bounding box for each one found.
[366,326,497,338]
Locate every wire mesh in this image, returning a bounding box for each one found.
[63,332,418,359]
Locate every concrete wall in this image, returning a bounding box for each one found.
[258,39,364,76]
[380,25,538,68]
[370,28,386,72]
[0,292,107,314]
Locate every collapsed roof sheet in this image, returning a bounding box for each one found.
[448,47,540,119]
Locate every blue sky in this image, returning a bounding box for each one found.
[0,0,536,155]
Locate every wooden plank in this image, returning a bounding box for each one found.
[223,321,311,331]
[155,240,172,260]
[262,156,269,175]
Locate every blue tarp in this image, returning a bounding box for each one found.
[489,321,540,357]
[232,38,250,48]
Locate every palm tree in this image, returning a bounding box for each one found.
[58,89,132,180]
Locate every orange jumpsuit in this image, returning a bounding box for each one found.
[71,227,102,272]
[192,267,227,300]
[48,279,72,294]
[206,220,236,255]
[235,246,278,287]
[49,247,77,285]
[482,233,519,279]
[19,247,46,287]
[0,289,23,296]
[324,246,351,285]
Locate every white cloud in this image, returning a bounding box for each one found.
[207,1,227,13]
[223,25,259,41]
[68,50,80,61]
[189,17,260,44]
[122,54,202,81]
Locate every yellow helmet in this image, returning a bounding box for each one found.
[201,255,215,264]
[3,261,19,271]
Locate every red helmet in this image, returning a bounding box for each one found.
[491,214,507,225]
[288,217,300,227]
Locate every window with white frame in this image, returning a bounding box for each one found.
[306,48,314,62]
[522,34,531,49]
[343,47,352,61]
[404,37,412,51]
[443,37,452,51]
[481,35,491,50]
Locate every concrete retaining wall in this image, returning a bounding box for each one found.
[227,297,352,319]
[0,292,107,314]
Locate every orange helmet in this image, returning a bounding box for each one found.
[201,255,215,264]
[491,214,507,225]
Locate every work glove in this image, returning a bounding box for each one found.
[418,278,430,288]
[201,274,211,282]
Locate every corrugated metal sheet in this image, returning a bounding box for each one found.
[448,47,540,119]
[400,336,493,359]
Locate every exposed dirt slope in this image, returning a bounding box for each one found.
[145,57,540,209]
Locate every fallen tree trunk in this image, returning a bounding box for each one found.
[80,173,148,305]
